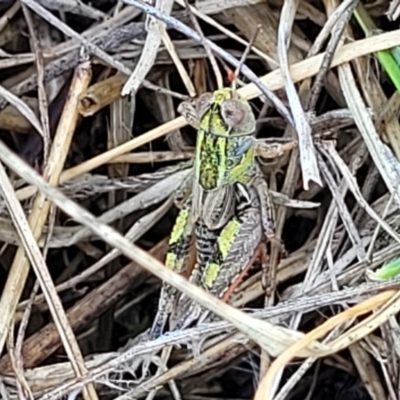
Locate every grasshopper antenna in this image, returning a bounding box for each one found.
[182,0,223,90]
[231,25,261,93]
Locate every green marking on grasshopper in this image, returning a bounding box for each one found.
[195,88,256,192]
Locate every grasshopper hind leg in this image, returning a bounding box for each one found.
[173,190,264,330]
[204,189,263,298]
[149,197,194,340]
[149,285,176,339]
[169,221,220,331]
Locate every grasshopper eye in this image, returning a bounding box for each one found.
[196,93,213,119]
[220,99,249,127]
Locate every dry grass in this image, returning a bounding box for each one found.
[1,0,400,399]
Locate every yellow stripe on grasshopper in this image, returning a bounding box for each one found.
[165,252,178,270]
[218,218,241,258]
[203,262,220,289]
[166,206,191,271]
[165,252,186,271]
[203,218,241,289]
[169,207,190,245]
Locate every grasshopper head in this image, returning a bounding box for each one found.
[197,88,255,137]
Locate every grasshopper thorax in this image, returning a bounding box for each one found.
[194,88,257,191]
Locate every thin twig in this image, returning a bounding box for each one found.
[21,4,51,162]
[0,160,99,400]
[277,0,321,189]
[182,0,223,89]
[0,62,92,364]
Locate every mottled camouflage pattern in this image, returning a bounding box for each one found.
[150,88,272,338]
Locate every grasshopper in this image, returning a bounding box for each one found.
[150,87,276,339]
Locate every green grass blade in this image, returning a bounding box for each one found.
[367,257,400,281]
[353,4,400,93]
